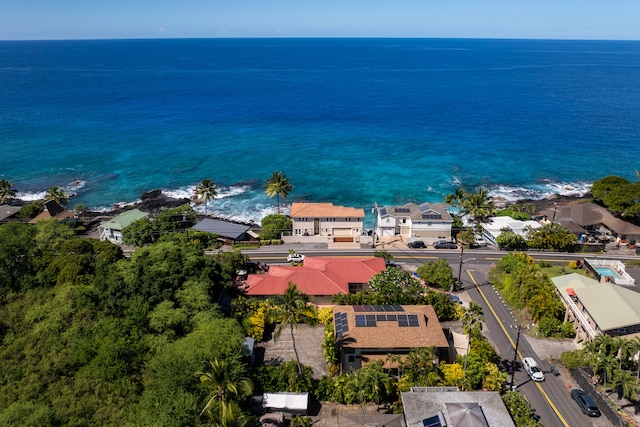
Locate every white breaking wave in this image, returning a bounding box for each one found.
[487,180,592,203]
[16,179,87,202]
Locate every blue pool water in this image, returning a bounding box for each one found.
[595,267,617,277]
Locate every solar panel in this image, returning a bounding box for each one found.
[354,305,366,312]
[373,305,384,312]
[334,312,349,338]
[376,314,387,321]
[423,413,445,427]
[395,207,411,213]
[387,314,397,321]
[408,314,419,326]
[392,305,404,312]
[355,315,366,327]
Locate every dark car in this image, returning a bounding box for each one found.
[571,389,601,417]
[408,240,426,249]
[434,241,457,249]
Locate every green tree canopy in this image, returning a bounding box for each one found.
[368,268,425,303]
[260,213,292,240]
[496,230,528,250]
[526,223,577,252]
[416,258,455,291]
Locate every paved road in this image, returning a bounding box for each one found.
[242,246,634,426]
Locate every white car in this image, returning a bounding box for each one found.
[474,236,488,247]
[287,253,305,263]
[522,357,545,382]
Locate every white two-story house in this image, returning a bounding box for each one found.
[375,202,453,242]
[290,202,364,243]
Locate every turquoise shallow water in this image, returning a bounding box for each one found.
[1,38,640,224]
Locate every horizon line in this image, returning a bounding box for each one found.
[2,36,640,43]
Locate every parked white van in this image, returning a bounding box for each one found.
[522,357,545,382]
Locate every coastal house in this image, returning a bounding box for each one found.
[288,202,364,244]
[375,202,453,243]
[402,389,515,427]
[99,209,148,244]
[553,273,640,343]
[28,200,76,224]
[539,202,640,243]
[0,205,21,224]
[244,257,385,304]
[481,216,540,246]
[333,304,449,372]
[192,218,258,244]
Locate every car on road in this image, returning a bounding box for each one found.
[286,253,305,263]
[433,241,457,249]
[571,389,601,417]
[408,240,426,249]
[522,357,545,382]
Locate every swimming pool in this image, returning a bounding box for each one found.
[595,267,617,277]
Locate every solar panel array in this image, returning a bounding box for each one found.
[398,314,420,327]
[354,313,420,328]
[353,305,404,312]
[395,207,411,213]
[334,312,349,339]
[421,213,442,220]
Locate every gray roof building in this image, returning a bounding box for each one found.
[402,389,515,427]
[192,218,254,241]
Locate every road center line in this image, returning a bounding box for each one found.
[467,270,570,427]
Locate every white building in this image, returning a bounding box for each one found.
[99,209,148,244]
[481,216,541,246]
[376,202,453,242]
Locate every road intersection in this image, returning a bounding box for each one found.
[245,246,635,426]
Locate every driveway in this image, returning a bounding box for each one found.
[256,323,328,380]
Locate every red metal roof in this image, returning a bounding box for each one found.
[245,257,386,296]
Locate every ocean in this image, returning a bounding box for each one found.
[1,38,639,225]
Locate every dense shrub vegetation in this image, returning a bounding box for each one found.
[0,220,249,425]
[488,252,574,338]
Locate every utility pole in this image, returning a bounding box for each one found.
[510,326,522,390]
[457,245,464,291]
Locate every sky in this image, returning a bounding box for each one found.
[2,0,640,41]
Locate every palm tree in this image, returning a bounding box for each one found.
[461,188,496,232]
[269,283,317,374]
[612,368,639,400]
[45,186,69,206]
[208,400,255,427]
[354,361,393,413]
[265,171,293,214]
[196,358,254,418]
[616,337,637,370]
[0,179,17,204]
[195,178,218,215]
[462,302,484,337]
[443,188,468,211]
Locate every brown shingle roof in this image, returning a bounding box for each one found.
[334,305,449,350]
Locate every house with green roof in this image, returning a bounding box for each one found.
[552,273,640,343]
[99,209,148,244]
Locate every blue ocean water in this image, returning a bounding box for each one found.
[1,38,640,224]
